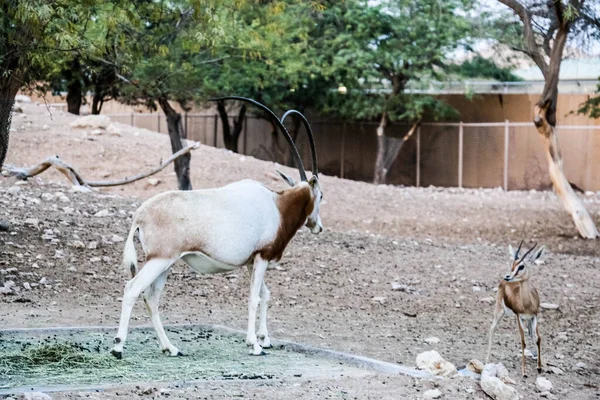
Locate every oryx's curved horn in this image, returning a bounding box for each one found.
[281,109,318,177]
[519,242,537,263]
[209,96,307,181]
[514,239,524,260]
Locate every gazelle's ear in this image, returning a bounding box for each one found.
[276,169,296,187]
[533,245,545,261]
[508,245,517,259]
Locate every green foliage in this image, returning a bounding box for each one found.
[578,78,600,119]
[449,56,522,82]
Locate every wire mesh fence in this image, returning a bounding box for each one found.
[107,112,600,192]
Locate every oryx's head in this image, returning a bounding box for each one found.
[209,97,323,235]
[504,241,545,283]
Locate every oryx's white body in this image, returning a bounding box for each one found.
[111,176,323,359]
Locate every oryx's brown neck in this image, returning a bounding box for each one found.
[259,184,314,261]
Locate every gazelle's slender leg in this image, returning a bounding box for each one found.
[111,258,175,359]
[516,315,527,377]
[143,270,180,356]
[486,305,504,363]
[257,280,272,348]
[246,255,268,355]
[532,316,542,372]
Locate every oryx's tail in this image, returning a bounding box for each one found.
[123,224,139,278]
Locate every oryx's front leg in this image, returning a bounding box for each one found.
[257,280,272,349]
[246,255,269,355]
[111,258,174,359]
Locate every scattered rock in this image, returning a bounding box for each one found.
[15,94,32,103]
[23,282,31,290]
[21,392,53,400]
[7,186,22,195]
[107,124,121,136]
[25,218,39,226]
[480,296,495,304]
[540,303,559,310]
[111,234,125,243]
[481,363,519,400]
[87,241,98,249]
[424,389,443,399]
[547,366,563,375]
[0,220,10,231]
[371,296,386,303]
[574,362,587,369]
[416,350,457,377]
[536,377,553,393]
[69,240,85,248]
[42,124,50,131]
[41,193,54,201]
[58,195,70,203]
[391,282,411,292]
[70,115,111,129]
[39,277,47,285]
[94,209,110,217]
[0,287,12,295]
[467,359,485,374]
[147,178,160,186]
[90,129,104,136]
[89,257,101,263]
[424,337,440,345]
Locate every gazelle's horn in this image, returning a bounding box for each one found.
[514,239,524,260]
[519,242,537,262]
[281,109,318,177]
[209,97,307,181]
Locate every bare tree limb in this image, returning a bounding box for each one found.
[497,0,549,75]
[2,142,200,189]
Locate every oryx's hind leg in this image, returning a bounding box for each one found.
[143,269,181,356]
[111,258,175,359]
[257,280,272,349]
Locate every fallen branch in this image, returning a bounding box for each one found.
[2,141,200,189]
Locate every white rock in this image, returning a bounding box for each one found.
[39,277,47,285]
[536,377,553,393]
[70,115,111,129]
[547,366,563,375]
[41,193,54,201]
[90,129,104,135]
[107,124,121,136]
[467,359,485,374]
[0,287,12,295]
[42,124,50,131]
[89,257,101,263]
[21,391,53,400]
[69,240,85,248]
[540,303,559,310]
[574,362,587,369]
[481,364,519,400]
[391,282,410,291]
[4,280,16,289]
[371,296,386,303]
[94,209,110,217]
[147,178,160,186]
[480,296,495,304]
[25,218,39,226]
[416,350,457,377]
[58,195,70,203]
[424,337,440,345]
[111,234,124,243]
[424,389,443,399]
[15,94,32,103]
[7,186,21,195]
[23,282,31,290]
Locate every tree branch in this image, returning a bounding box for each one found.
[2,142,200,188]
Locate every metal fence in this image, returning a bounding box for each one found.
[106,112,600,192]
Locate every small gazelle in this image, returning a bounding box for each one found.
[486,241,545,377]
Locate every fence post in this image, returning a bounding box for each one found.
[243,115,248,154]
[458,121,463,188]
[130,113,134,126]
[185,112,188,139]
[416,126,421,187]
[340,123,346,179]
[213,114,218,147]
[503,119,509,191]
[157,114,161,133]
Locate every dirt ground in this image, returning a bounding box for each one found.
[1,103,600,399]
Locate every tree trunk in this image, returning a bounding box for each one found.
[216,100,246,153]
[91,92,104,115]
[373,115,418,184]
[65,58,82,115]
[534,104,598,238]
[158,97,192,190]
[0,75,21,169]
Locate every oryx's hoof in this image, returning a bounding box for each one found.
[176,351,185,357]
[261,344,273,350]
[110,349,123,359]
[250,350,267,356]
[537,367,543,373]
[162,348,183,357]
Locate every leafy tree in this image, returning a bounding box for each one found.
[312,0,474,184]
[579,78,600,119]
[495,0,600,239]
[0,0,98,167]
[448,56,522,82]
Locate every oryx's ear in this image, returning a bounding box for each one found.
[276,169,296,187]
[508,245,517,259]
[533,245,545,261]
[308,175,319,187]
